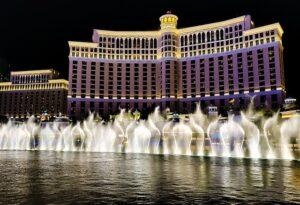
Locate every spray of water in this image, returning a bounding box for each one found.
[0,104,299,160]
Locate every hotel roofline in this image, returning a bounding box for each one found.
[243,23,283,37]
[91,16,282,36]
[10,69,56,76]
[92,16,249,37]
[68,15,283,52]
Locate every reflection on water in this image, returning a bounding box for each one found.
[0,151,299,204]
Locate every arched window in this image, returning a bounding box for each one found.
[193,34,197,44]
[207,32,210,42]
[116,38,120,48]
[145,38,149,48]
[211,31,214,41]
[198,33,201,43]
[220,29,224,40]
[216,30,220,41]
[189,35,193,45]
[107,37,111,48]
[181,36,184,46]
[150,39,154,48]
[202,33,205,43]
[154,39,157,48]
[129,38,132,48]
[239,24,242,30]
[121,38,124,48]
[137,38,140,48]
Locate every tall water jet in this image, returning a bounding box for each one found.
[190,103,208,128]
[82,118,94,152]
[0,121,13,150]
[71,123,86,151]
[240,112,261,158]
[4,123,31,150]
[220,116,245,158]
[263,112,280,159]
[147,120,161,154]
[124,121,137,152]
[39,124,56,151]
[280,115,300,160]
[244,95,262,119]
[147,107,164,154]
[112,121,126,153]
[99,123,118,153]
[189,103,207,155]
[162,121,173,155]
[61,125,74,152]
[127,121,151,154]
[207,117,222,156]
[0,106,298,160]
[172,121,193,155]
[189,117,205,156]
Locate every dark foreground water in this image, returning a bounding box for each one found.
[0,151,299,204]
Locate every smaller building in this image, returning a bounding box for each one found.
[281,97,299,119]
[0,69,68,119]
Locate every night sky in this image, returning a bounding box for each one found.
[0,0,299,99]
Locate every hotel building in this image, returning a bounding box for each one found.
[68,13,285,118]
[0,69,68,118]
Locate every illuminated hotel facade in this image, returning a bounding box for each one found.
[0,70,68,118]
[68,13,285,118]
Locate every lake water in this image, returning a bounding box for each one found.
[0,151,299,204]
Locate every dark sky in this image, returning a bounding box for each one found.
[0,0,299,99]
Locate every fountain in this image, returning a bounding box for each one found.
[0,103,299,160]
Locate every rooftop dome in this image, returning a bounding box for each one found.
[159,11,178,30]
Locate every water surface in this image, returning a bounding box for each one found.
[0,151,299,204]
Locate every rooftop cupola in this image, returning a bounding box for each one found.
[159,11,178,30]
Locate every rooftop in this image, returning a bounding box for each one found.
[10,69,56,76]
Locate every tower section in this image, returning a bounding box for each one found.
[159,12,180,111]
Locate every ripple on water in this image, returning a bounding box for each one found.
[0,151,299,204]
